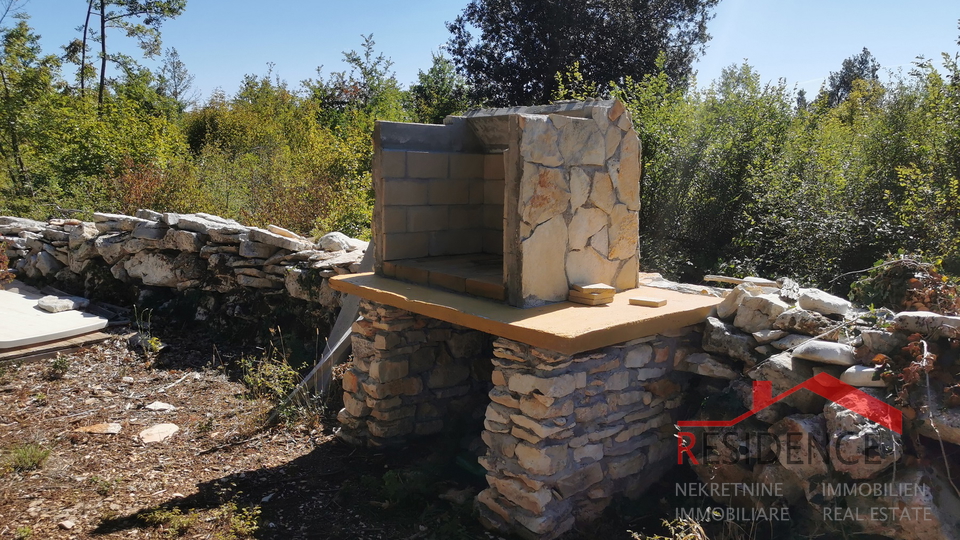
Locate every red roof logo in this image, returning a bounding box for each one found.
[677,372,902,434]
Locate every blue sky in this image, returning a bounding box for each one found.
[18,0,960,100]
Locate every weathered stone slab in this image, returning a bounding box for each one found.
[798,288,851,316]
[792,340,856,366]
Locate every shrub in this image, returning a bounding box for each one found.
[6,443,51,472]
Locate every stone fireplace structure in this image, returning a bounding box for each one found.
[372,100,640,308]
[331,100,723,539]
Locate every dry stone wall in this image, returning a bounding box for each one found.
[0,212,365,336]
[337,300,495,446]
[685,279,960,540]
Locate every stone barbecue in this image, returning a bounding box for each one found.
[332,100,728,539]
[372,100,641,308]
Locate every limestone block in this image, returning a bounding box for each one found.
[825,389,901,479]
[489,387,520,409]
[343,393,372,417]
[367,417,415,439]
[840,365,886,387]
[95,233,129,265]
[370,358,410,383]
[239,240,279,259]
[520,164,570,227]
[895,311,960,338]
[753,329,788,344]
[37,295,89,313]
[770,333,813,351]
[35,251,64,276]
[131,221,168,240]
[520,394,573,419]
[734,294,791,334]
[370,405,416,422]
[716,284,761,320]
[798,288,851,316]
[617,130,641,211]
[773,308,840,340]
[514,442,568,476]
[568,207,607,250]
[613,255,639,290]
[159,229,202,252]
[702,316,758,364]
[249,227,314,252]
[487,475,553,514]
[859,329,906,356]
[573,444,604,463]
[604,126,621,160]
[565,247,619,288]
[123,251,178,287]
[769,414,829,478]
[792,340,856,366]
[236,274,283,289]
[361,377,423,399]
[511,414,569,439]
[607,453,646,479]
[677,352,738,379]
[625,344,653,368]
[569,167,591,209]
[555,115,605,166]
[519,115,562,167]
[521,215,569,306]
[574,400,609,423]
[606,204,638,260]
[589,172,616,214]
[508,372,580,399]
[556,461,603,499]
[747,353,823,413]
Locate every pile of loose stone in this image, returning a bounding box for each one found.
[0,210,366,309]
[688,277,960,540]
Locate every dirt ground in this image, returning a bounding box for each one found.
[1,329,706,540]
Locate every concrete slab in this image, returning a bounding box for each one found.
[0,281,109,350]
[330,273,721,355]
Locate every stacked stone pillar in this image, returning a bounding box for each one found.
[476,329,700,539]
[337,300,493,446]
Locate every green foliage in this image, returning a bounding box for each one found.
[849,253,960,314]
[6,442,51,471]
[143,507,199,537]
[46,353,70,380]
[238,330,301,421]
[14,526,32,540]
[447,0,719,106]
[617,47,960,290]
[407,53,471,124]
[820,47,880,107]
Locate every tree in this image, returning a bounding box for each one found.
[0,17,60,194]
[407,52,471,124]
[75,0,186,109]
[156,47,196,112]
[446,0,719,107]
[820,47,880,107]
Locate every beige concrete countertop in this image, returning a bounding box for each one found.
[0,282,109,350]
[330,273,721,355]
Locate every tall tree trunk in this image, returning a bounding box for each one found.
[80,0,93,98]
[97,0,106,111]
[0,69,29,192]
